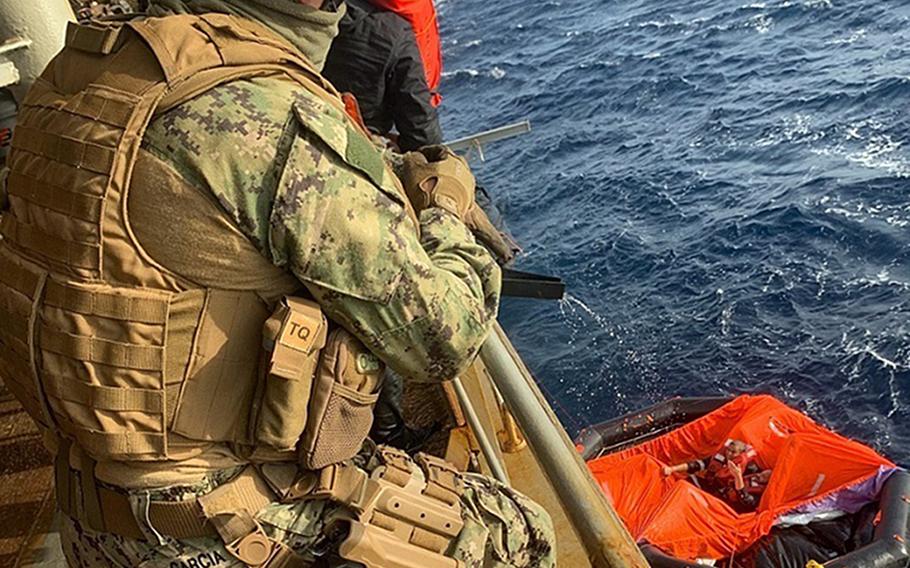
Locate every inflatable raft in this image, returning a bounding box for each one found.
[578,395,910,568]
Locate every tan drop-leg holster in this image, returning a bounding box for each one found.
[304,447,465,568]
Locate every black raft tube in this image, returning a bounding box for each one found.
[826,469,910,568]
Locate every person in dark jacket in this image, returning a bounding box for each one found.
[323,0,442,151]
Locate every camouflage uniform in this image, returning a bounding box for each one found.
[141,74,502,383]
[56,7,555,567]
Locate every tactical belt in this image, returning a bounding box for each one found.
[57,446,465,568]
[56,446,307,567]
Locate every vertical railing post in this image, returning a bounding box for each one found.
[480,323,650,568]
[451,376,511,485]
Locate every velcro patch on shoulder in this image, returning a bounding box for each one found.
[292,96,402,206]
[343,125,387,190]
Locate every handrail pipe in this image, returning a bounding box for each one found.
[480,323,650,568]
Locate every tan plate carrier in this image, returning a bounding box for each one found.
[0,14,461,568]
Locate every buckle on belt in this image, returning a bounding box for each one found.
[311,463,369,506]
[226,523,274,567]
[376,446,413,487]
[416,453,463,506]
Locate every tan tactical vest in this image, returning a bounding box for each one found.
[0,15,386,465]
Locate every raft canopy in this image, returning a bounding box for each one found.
[587,395,898,561]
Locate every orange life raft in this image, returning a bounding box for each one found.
[583,395,898,562]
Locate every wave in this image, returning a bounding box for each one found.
[444,0,910,461]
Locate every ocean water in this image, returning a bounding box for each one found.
[436,0,910,463]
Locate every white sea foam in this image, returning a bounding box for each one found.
[800,118,910,177]
[834,329,907,419]
[751,14,773,33]
[441,68,479,79]
[884,214,910,228]
[827,28,867,46]
[866,348,899,370]
[814,262,830,298]
[855,347,904,418]
[760,266,788,293]
[850,272,910,291]
[753,114,824,147]
[720,304,734,336]
[812,133,910,178]
[441,67,507,80]
[638,19,674,29]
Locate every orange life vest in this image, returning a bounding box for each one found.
[368,0,443,106]
[699,443,763,508]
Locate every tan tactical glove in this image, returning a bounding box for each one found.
[400,145,475,220]
[464,205,521,266]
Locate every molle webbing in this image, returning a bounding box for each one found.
[0,14,350,463]
[37,284,205,460]
[0,249,51,429]
[4,24,168,282]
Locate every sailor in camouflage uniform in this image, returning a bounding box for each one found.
[0,0,555,566]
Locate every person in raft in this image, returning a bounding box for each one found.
[662,439,772,512]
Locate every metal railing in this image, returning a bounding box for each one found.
[445,120,532,161]
[480,323,650,568]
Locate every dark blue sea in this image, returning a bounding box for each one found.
[437,0,910,463]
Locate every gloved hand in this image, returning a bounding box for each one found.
[464,205,521,266]
[400,145,475,220]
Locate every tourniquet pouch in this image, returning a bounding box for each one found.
[300,328,384,470]
[254,296,327,450]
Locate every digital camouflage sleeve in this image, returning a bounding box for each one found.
[142,75,501,382]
